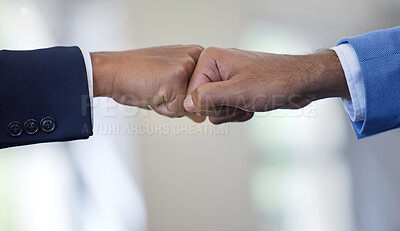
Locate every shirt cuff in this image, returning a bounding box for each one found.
[79,47,94,125]
[331,43,366,122]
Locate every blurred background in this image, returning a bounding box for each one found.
[1,0,400,231]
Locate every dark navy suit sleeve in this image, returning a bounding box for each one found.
[338,27,400,138]
[0,46,93,148]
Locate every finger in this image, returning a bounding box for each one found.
[193,105,245,117]
[209,109,247,124]
[152,93,207,119]
[234,111,254,122]
[181,56,197,84]
[151,101,207,121]
[168,94,186,115]
[138,105,151,110]
[152,103,182,118]
[184,52,223,113]
[209,111,254,125]
[185,49,224,96]
[153,93,188,118]
[184,45,204,63]
[187,113,207,123]
[184,80,242,113]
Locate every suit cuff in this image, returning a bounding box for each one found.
[331,44,366,122]
[0,46,93,148]
[79,47,94,126]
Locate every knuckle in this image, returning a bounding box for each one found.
[173,66,188,79]
[183,56,196,68]
[166,75,187,95]
[168,102,185,118]
[204,46,219,55]
[190,45,205,53]
[192,86,213,109]
[191,87,204,104]
[192,86,204,99]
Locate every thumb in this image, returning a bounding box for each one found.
[184,80,238,113]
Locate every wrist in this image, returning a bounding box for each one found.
[91,52,116,97]
[304,50,350,101]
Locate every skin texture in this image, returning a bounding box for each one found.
[184,47,350,124]
[91,45,205,121]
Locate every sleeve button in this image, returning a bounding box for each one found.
[24,119,39,135]
[40,117,56,133]
[8,121,23,137]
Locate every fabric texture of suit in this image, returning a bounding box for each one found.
[0,46,93,148]
[338,26,400,138]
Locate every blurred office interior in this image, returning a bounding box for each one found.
[1,0,400,231]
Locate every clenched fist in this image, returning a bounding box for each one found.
[184,47,350,124]
[91,45,205,121]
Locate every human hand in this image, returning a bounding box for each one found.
[183,47,350,124]
[91,45,205,121]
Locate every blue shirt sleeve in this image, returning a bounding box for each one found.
[338,26,400,138]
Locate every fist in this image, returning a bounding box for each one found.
[183,47,342,124]
[91,45,205,120]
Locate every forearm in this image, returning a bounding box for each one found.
[301,50,350,102]
[184,47,351,121]
[91,52,118,98]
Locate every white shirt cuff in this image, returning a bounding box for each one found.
[79,47,94,125]
[331,44,366,122]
